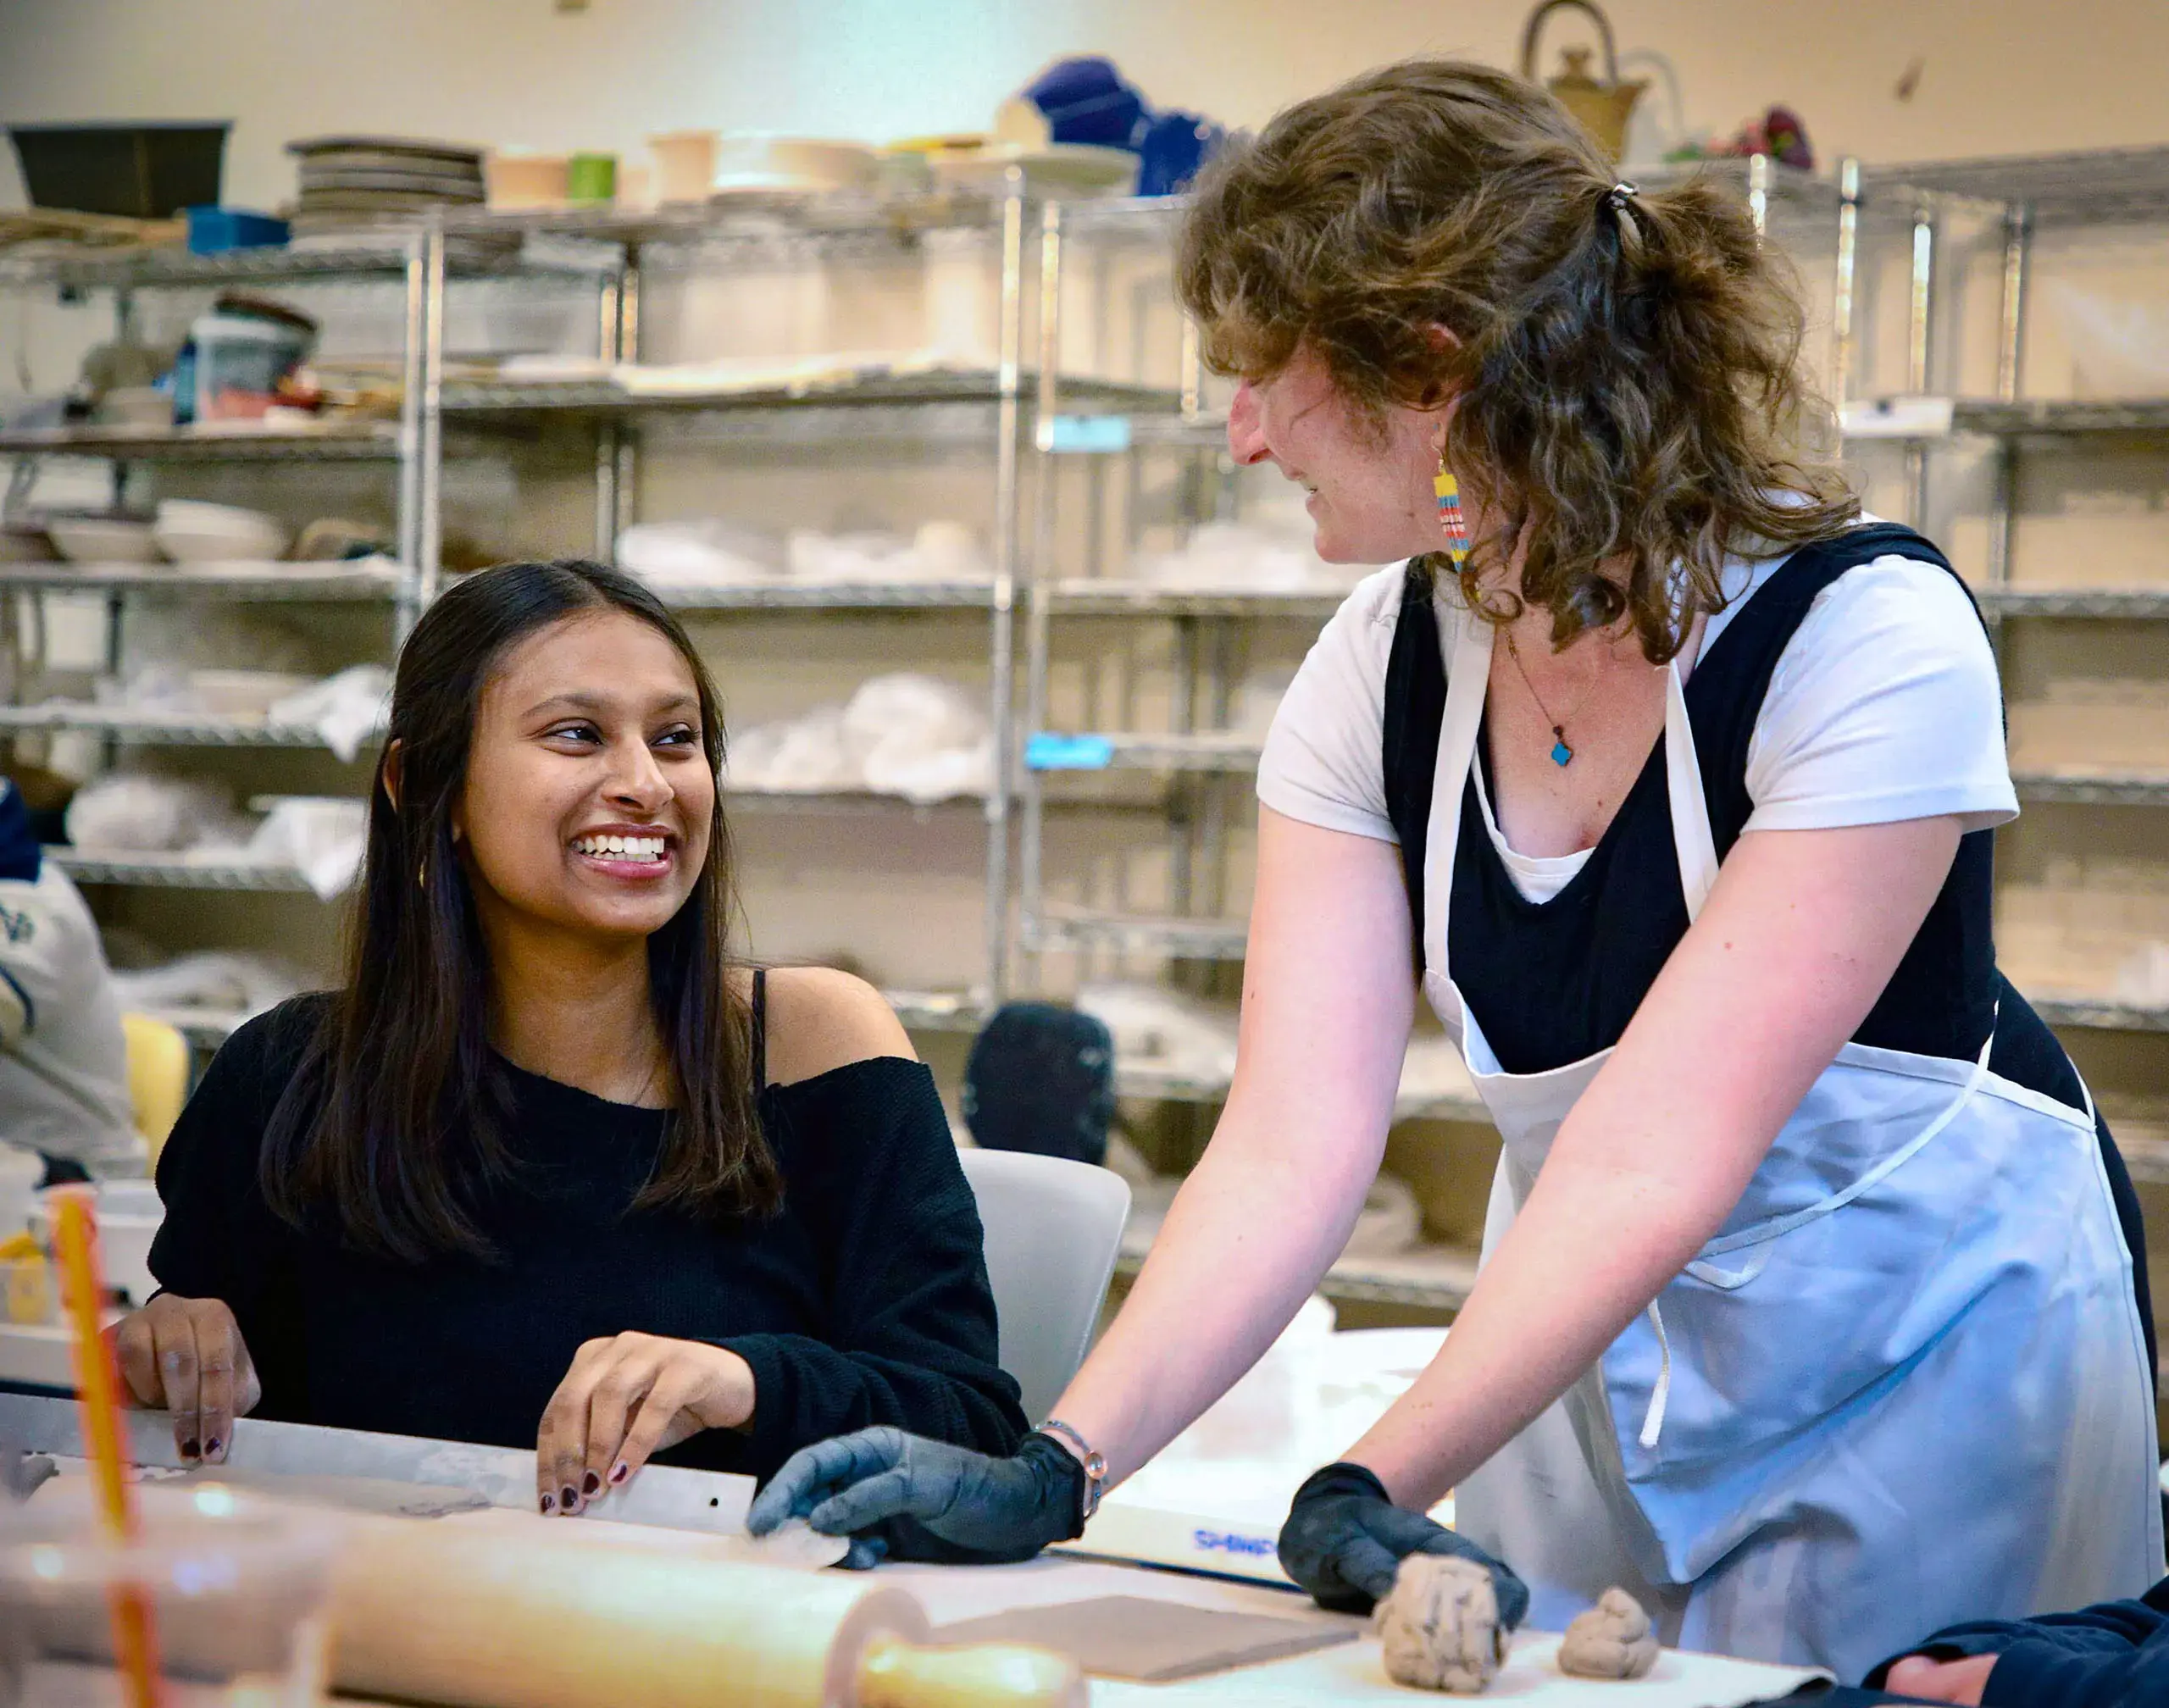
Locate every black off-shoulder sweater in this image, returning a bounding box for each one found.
[146,988,1025,1481]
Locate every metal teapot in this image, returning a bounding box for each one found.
[1520,0,1646,162]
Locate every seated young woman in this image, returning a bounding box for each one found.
[116,559,1026,1515]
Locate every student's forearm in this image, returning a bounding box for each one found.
[1052,1099,1384,1482]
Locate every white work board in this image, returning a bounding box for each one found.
[878,1557,1822,1705]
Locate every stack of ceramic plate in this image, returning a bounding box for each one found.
[286,135,485,235]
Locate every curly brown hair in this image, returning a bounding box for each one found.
[1177,58,1859,661]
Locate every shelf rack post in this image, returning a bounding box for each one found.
[1021,200,1065,985]
[593,246,641,561]
[413,211,449,627]
[1985,202,2033,591]
[394,225,427,632]
[984,175,1030,1006]
[1903,196,1940,532]
[1830,158,1861,409]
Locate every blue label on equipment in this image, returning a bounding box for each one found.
[1047,416,1134,454]
[1025,734,1116,771]
[1191,1528,1276,1556]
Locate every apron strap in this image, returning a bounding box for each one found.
[1632,1009,2000,1456]
[1664,663,1720,923]
[1419,602,1497,987]
[1687,1004,2001,1283]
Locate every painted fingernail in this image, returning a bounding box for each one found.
[561,1484,580,1511]
[608,1461,629,1485]
[541,1493,557,1515]
[204,1437,222,1461]
[180,1439,199,1461]
[582,1472,602,1496]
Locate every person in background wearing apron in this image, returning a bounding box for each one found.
[750,59,2163,1678]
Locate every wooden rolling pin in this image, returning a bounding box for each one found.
[330,1518,1084,1708]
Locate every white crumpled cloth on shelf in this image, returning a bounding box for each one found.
[109,951,307,1021]
[618,518,989,587]
[788,520,986,583]
[725,673,994,805]
[247,797,368,901]
[607,347,951,398]
[617,519,785,583]
[1133,522,1381,592]
[64,774,251,854]
[266,664,392,762]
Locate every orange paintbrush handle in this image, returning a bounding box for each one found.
[51,1190,134,1537]
[50,1189,164,1708]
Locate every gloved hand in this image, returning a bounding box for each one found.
[747,1427,1085,1568]
[1279,1461,1531,1623]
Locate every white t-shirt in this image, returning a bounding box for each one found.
[0,861,144,1175]
[1256,537,2018,901]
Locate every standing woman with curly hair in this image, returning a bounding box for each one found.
[752,62,2161,1674]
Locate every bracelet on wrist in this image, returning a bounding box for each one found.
[1037,1417,1107,1521]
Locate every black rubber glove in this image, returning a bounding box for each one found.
[1279,1461,1531,1623]
[746,1427,1085,1567]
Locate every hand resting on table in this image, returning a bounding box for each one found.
[534,1330,755,1516]
[748,1427,1084,1568]
[1883,1653,1995,1704]
[111,1294,261,1464]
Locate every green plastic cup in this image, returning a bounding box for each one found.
[566,152,617,205]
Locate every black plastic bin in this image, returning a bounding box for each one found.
[8,121,230,219]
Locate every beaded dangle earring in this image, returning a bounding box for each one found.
[1434,449,1470,567]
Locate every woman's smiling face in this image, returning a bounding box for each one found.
[1226,345,1445,565]
[454,608,714,946]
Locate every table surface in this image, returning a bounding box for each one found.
[9,1321,1829,1704]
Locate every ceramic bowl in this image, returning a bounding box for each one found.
[648,130,720,204]
[710,134,877,196]
[928,142,1139,197]
[485,151,569,210]
[153,500,290,563]
[47,516,160,564]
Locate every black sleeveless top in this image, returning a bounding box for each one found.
[1379,524,2083,1111]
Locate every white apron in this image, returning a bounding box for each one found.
[1419,602,2163,1680]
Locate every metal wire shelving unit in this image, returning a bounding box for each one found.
[1,185,1146,1034]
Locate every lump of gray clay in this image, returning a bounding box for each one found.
[1558,1586,1660,1680]
[1375,1553,1507,1694]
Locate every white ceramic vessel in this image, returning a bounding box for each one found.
[47,517,160,564]
[153,500,290,564]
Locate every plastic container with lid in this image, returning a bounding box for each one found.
[190,297,315,423]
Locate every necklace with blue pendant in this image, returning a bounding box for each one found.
[1439,457,1578,768]
[1504,629,1581,767]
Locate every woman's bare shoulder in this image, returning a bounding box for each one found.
[754,964,918,1088]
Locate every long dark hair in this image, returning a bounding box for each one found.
[1178,58,1860,662]
[263,559,777,1261]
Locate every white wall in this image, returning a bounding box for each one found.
[3,0,2168,216]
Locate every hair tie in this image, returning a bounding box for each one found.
[1606,180,1638,211]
